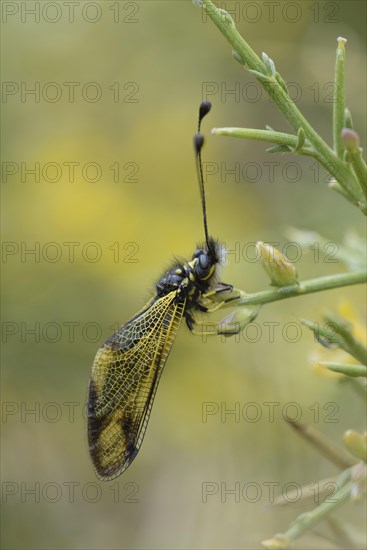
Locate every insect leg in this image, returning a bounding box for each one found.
[189,318,241,337]
[200,291,240,314]
[202,284,240,304]
[202,283,232,298]
[185,312,195,331]
[202,301,227,313]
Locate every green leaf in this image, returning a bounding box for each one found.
[275,72,288,94]
[266,145,292,154]
[321,362,367,378]
[301,318,340,348]
[262,52,276,77]
[248,69,273,83]
[344,107,354,129]
[232,49,246,65]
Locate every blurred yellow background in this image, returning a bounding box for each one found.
[2,1,366,548]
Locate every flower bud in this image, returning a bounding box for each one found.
[343,430,367,462]
[341,128,360,152]
[257,242,298,287]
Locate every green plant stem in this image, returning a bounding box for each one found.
[333,38,346,158]
[200,0,365,210]
[212,127,325,163]
[212,128,301,147]
[324,313,367,364]
[286,420,357,469]
[233,271,366,308]
[263,465,366,547]
[349,148,367,200]
[273,478,355,545]
[320,362,367,377]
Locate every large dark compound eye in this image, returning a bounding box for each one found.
[195,253,212,280]
[192,248,205,259]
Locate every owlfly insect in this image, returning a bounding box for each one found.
[88,101,241,480]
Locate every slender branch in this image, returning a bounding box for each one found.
[333,38,347,158]
[349,148,367,200]
[324,313,367,364]
[286,420,357,469]
[212,128,301,147]
[212,127,326,164]
[200,0,365,211]
[233,271,366,308]
[342,129,367,201]
[320,362,367,377]
[262,478,356,548]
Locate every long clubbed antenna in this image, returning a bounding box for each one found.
[194,100,212,251]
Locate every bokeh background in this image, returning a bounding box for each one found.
[2,1,366,548]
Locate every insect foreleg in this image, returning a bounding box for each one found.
[201,284,240,305]
[201,282,232,298]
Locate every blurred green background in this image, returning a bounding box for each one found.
[2,1,366,548]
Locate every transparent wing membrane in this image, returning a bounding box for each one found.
[88,292,186,480]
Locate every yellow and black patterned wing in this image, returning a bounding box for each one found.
[88,291,186,480]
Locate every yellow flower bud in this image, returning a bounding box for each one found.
[257,242,298,287]
[343,430,367,462]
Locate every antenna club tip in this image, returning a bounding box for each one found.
[199,100,212,120]
[194,133,204,154]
